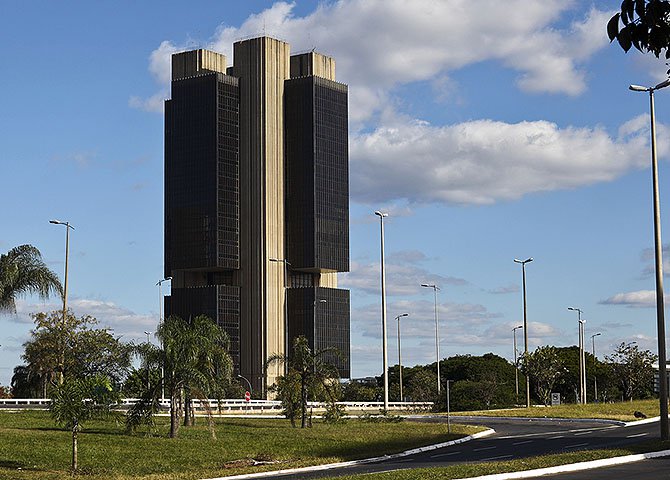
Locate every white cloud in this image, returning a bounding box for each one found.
[487,284,520,295]
[352,298,501,341]
[137,1,611,121]
[128,92,167,113]
[350,114,663,205]
[600,290,663,308]
[340,258,467,297]
[3,298,157,341]
[49,151,97,169]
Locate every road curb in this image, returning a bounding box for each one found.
[451,448,670,480]
[442,415,628,426]
[200,428,495,480]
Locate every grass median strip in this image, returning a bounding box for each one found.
[0,411,482,480]
[450,399,659,421]
[323,440,670,480]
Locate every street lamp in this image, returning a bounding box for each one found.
[512,325,523,402]
[374,210,390,411]
[395,313,409,402]
[270,257,292,371]
[156,277,171,401]
[50,219,74,385]
[591,332,601,402]
[238,374,253,395]
[514,257,533,407]
[144,331,151,390]
[421,283,441,395]
[630,78,670,440]
[156,277,172,322]
[568,307,586,404]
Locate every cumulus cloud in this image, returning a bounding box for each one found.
[3,298,157,340]
[640,244,670,278]
[350,114,665,205]
[352,297,501,341]
[135,1,611,120]
[600,290,663,308]
[340,256,468,297]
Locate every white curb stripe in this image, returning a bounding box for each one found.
[451,449,670,480]
[201,429,495,480]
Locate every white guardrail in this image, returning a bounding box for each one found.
[0,398,433,413]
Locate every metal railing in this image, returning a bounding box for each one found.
[0,398,433,413]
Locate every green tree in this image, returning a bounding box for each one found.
[606,342,656,400]
[0,244,62,313]
[50,375,120,472]
[521,346,565,406]
[608,0,670,60]
[270,370,302,427]
[342,379,380,402]
[267,336,341,428]
[20,310,131,396]
[440,354,517,411]
[153,315,233,438]
[11,365,42,398]
[403,367,438,404]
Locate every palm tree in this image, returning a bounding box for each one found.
[0,245,62,313]
[156,315,232,438]
[50,375,119,472]
[267,336,341,428]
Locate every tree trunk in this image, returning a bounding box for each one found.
[184,389,193,426]
[301,374,307,429]
[170,392,179,438]
[71,421,78,472]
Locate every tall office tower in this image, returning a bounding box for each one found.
[164,38,350,397]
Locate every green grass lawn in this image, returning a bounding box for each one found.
[0,411,482,479]
[326,440,670,480]
[450,398,660,421]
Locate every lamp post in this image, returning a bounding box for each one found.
[514,257,533,407]
[395,313,409,402]
[421,283,441,395]
[630,79,670,440]
[374,210,390,411]
[591,332,601,402]
[238,374,253,396]
[144,331,152,390]
[156,277,172,324]
[568,307,585,404]
[50,219,74,385]
[313,298,327,325]
[513,325,523,402]
[270,257,291,372]
[580,319,586,403]
[445,379,453,433]
[156,277,171,401]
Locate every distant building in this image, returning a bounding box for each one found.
[164,38,350,397]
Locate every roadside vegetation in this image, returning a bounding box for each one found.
[452,398,660,422]
[0,411,480,479]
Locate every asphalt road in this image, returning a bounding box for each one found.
[535,456,670,479]
[248,416,661,480]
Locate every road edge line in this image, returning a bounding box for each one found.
[200,428,495,480]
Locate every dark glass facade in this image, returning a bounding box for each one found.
[164,71,242,370]
[287,287,350,378]
[165,285,241,369]
[164,73,240,276]
[285,76,349,273]
[164,45,351,389]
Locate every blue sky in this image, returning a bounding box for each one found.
[2,0,670,386]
